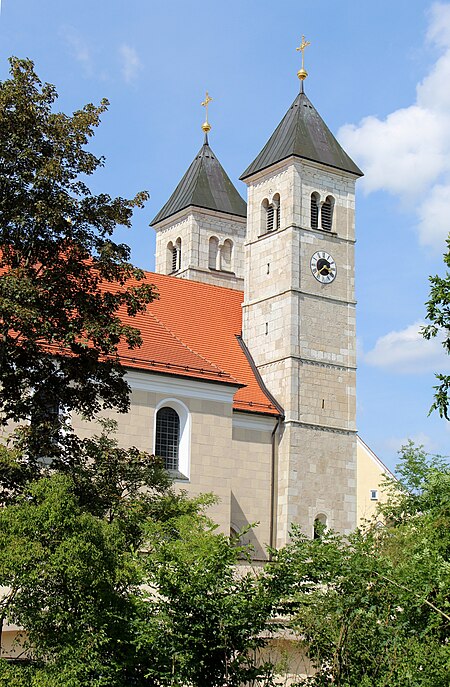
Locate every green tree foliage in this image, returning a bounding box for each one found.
[138,515,276,687]
[0,425,276,686]
[266,444,450,686]
[423,235,450,419]
[0,57,157,426]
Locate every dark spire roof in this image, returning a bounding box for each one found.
[240,91,363,180]
[152,137,247,225]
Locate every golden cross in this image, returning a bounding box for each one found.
[201,91,213,123]
[296,35,310,71]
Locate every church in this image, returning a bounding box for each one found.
[73,51,389,559]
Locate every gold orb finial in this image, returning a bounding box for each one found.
[296,35,310,82]
[201,91,213,135]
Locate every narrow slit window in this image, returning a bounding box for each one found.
[267,205,274,232]
[273,193,281,230]
[321,197,333,231]
[171,247,178,272]
[208,237,219,270]
[311,193,319,230]
[221,239,233,271]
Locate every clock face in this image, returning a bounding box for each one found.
[310,251,337,284]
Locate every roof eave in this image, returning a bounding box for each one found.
[151,202,247,228]
[240,152,363,182]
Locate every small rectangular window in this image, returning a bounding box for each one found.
[370,489,378,501]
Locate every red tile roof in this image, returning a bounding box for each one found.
[116,272,280,416]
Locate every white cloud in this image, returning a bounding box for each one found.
[61,27,93,77]
[339,107,447,198]
[338,2,450,251]
[417,183,450,247]
[119,44,142,84]
[364,320,450,374]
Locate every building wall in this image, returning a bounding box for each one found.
[154,208,246,290]
[357,436,394,524]
[73,370,276,556]
[242,157,358,543]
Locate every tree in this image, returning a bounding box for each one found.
[138,515,277,687]
[0,57,157,427]
[0,59,278,686]
[265,444,450,686]
[0,429,277,686]
[423,235,450,419]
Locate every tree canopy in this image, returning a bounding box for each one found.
[0,57,157,427]
[423,235,450,419]
[266,443,450,686]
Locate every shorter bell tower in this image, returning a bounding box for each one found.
[151,93,247,290]
[241,39,363,544]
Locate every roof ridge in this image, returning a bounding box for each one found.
[149,311,238,382]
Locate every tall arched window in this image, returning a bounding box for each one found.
[171,237,182,271]
[321,196,334,231]
[266,204,274,232]
[221,239,233,271]
[167,241,174,273]
[273,193,281,230]
[311,192,320,230]
[155,406,180,471]
[208,236,219,270]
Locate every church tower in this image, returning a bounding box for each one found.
[240,44,363,545]
[152,94,247,290]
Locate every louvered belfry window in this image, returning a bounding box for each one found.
[171,247,178,272]
[267,205,274,232]
[311,194,319,230]
[155,407,180,471]
[321,197,333,231]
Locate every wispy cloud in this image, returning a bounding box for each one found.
[384,432,438,455]
[60,26,93,77]
[364,320,450,374]
[119,44,142,84]
[338,2,450,252]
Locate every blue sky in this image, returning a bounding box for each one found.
[1,0,449,471]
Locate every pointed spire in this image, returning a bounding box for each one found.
[152,138,246,226]
[240,91,363,180]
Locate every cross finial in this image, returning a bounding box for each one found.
[296,35,310,84]
[201,91,213,134]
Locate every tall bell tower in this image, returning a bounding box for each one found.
[241,40,363,546]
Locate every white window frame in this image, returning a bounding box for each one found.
[153,398,191,480]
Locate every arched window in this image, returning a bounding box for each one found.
[321,196,334,231]
[266,204,274,232]
[311,192,320,230]
[155,406,180,471]
[221,239,233,271]
[171,245,178,272]
[273,193,281,230]
[154,399,191,479]
[208,236,219,270]
[167,241,174,273]
[171,237,182,271]
[314,513,328,539]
